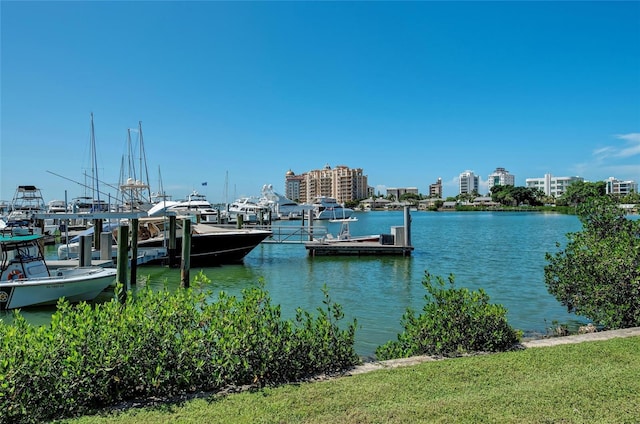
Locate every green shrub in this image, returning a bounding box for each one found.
[545,196,640,329]
[0,273,359,424]
[376,271,521,360]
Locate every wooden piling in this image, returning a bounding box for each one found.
[100,232,111,260]
[116,224,129,304]
[79,235,92,267]
[130,218,138,285]
[93,219,103,250]
[180,218,191,288]
[169,215,177,268]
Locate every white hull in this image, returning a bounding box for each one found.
[0,267,116,310]
[316,208,354,220]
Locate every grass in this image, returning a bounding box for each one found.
[65,336,640,423]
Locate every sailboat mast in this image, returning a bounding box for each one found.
[138,121,151,202]
[90,112,101,207]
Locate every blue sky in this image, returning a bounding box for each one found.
[1,1,639,203]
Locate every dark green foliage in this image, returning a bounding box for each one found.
[556,180,607,206]
[545,197,640,329]
[490,185,545,206]
[375,272,521,360]
[0,273,359,424]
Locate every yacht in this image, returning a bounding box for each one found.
[166,191,222,224]
[310,196,354,220]
[258,184,310,220]
[227,197,269,224]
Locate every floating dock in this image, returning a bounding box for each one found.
[305,240,414,256]
[305,207,414,257]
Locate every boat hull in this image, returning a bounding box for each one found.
[316,208,354,220]
[138,228,272,266]
[0,267,116,310]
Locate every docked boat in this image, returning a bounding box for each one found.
[6,185,59,239]
[57,217,272,267]
[135,217,272,266]
[259,184,310,220]
[165,191,222,224]
[0,233,116,310]
[227,196,269,224]
[310,196,354,220]
[47,200,68,213]
[322,219,379,243]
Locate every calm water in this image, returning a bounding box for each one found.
[5,210,585,358]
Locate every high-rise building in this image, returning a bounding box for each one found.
[284,170,304,202]
[429,178,442,198]
[285,164,368,204]
[487,167,515,191]
[525,174,584,197]
[605,177,638,195]
[459,170,479,195]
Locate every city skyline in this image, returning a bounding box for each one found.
[2,1,639,203]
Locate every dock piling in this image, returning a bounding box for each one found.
[116,224,129,304]
[180,218,191,288]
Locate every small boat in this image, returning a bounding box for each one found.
[310,196,354,220]
[0,233,116,310]
[329,216,358,223]
[47,200,68,213]
[323,219,379,243]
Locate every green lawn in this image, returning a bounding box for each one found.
[67,336,640,423]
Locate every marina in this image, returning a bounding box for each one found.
[5,210,590,357]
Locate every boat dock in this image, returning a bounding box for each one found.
[305,207,414,257]
[305,240,414,256]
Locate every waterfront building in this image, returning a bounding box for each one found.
[386,187,419,201]
[429,178,442,198]
[525,174,584,197]
[284,170,304,203]
[285,164,368,204]
[605,177,638,195]
[487,167,515,191]
[459,170,479,195]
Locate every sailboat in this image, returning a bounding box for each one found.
[117,121,153,212]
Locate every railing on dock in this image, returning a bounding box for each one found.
[256,224,327,244]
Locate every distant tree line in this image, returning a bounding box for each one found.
[357,180,639,209]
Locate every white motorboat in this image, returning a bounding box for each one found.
[258,184,310,220]
[6,185,59,238]
[0,233,116,310]
[166,191,222,224]
[310,196,354,220]
[47,200,68,213]
[227,196,269,224]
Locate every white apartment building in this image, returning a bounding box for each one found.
[605,177,638,195]
[487,167,515,191]
[285,164,368,204]
[525,174,584,197]
[459,170,479,194]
